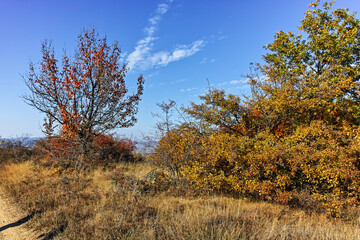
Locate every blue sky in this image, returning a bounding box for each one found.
[1,0,360,139]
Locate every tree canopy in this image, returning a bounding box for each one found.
[153,1,360,216]
[24,28,144,155]
[251,0,360,131]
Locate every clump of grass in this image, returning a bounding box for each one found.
[0,160,359,239]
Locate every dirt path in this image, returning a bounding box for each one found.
[0,189,39,240]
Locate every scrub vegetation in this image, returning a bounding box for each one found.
[1,1,360,239]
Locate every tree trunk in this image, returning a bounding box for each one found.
[78,134,90,160]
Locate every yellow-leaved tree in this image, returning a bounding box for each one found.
[153,1,360,216]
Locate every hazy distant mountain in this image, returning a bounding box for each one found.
[134,140,157,154]
[0,137,158,152]
[0,137,41,148]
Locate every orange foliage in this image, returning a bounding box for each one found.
[24,28,144,157]
[35,134,137,163]
[90,134,136,163]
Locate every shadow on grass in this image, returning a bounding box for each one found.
[0,210,40,232]
[0,210,66,240]
[37,224,67,240]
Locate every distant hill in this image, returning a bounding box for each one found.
[0,137,41,148]
[0,137,157,152]
[134,140,157,154]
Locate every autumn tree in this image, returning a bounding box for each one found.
[186,1,360,137]
[184,88,260,136]
[247,0,360,134]
[153,1,360,215]
[24,28,144,157]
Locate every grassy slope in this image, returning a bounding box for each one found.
[0,160,359,240]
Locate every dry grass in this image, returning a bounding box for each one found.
[150,196,360,240]
[0,160,360,239]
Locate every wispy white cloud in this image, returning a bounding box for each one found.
[180,87,200,92]
[200,57,215,64]
[211,78,248,87]
[147,40,206,67]
[171,78,187,84]
[210,33,228,42]
[216,81,228,87]
[226,85,250,92]
[127,1,206,70]
[229,79,248,85]
[200,57,208,64]
[156,3,169,14]
[218,35,228,40]
[179,77,250,97]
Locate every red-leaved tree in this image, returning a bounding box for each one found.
[24,28,144,157]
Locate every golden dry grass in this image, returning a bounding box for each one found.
[0,160,359,239]
[150,196,360,239]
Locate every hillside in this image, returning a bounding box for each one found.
[0,160,359,239]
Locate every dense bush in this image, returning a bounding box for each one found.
[152,1,360,216]
[89,134,138,163]
[152,124,204,183]
[34,137,79,162]
[35,134,138,164]
[154,121,360,215]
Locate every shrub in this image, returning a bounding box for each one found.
[34,134,138,164]
[89,134,138,163]
[153,121,360,215]
[34,137,80,162]
[151,124,203,184]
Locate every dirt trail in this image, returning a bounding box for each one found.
[0,189,38,240]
